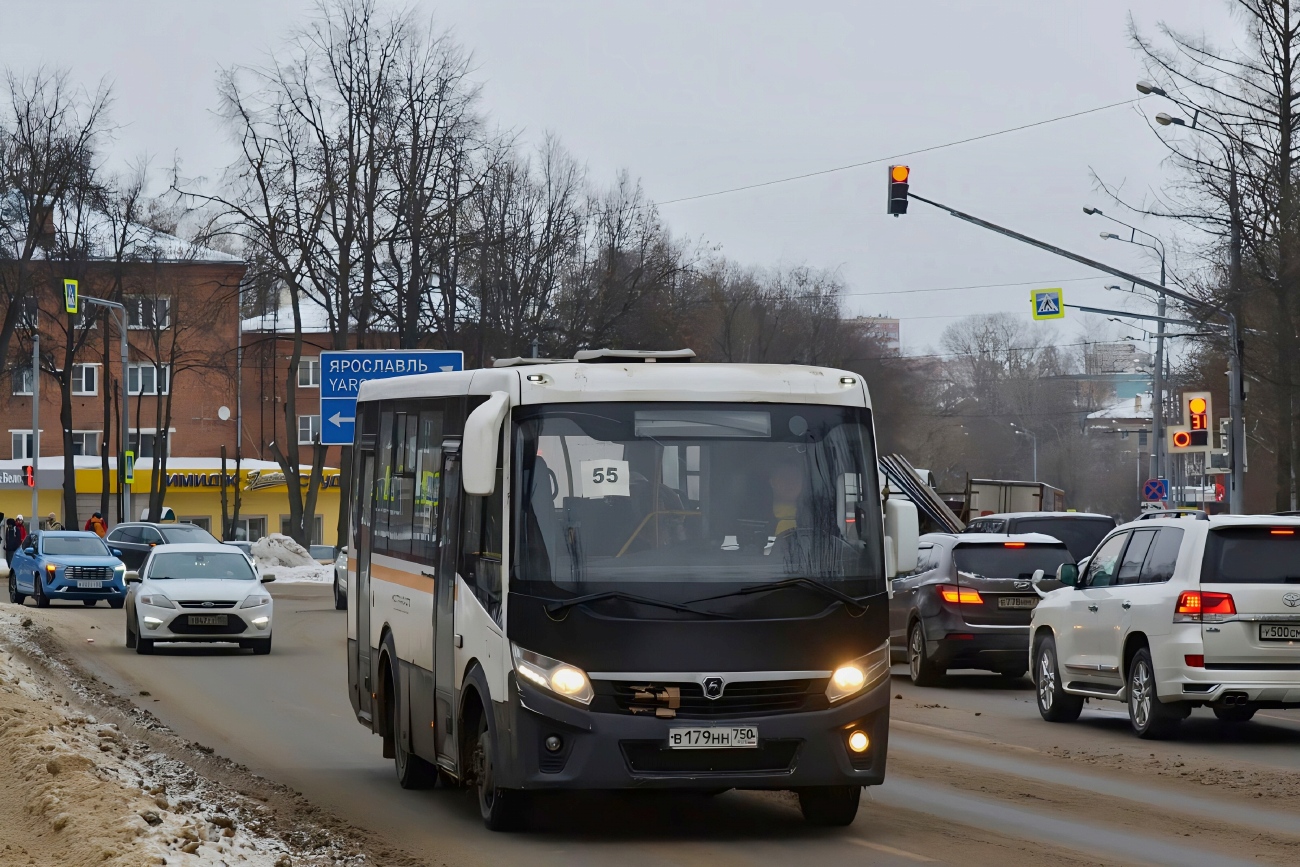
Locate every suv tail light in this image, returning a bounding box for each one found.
[1174,590,1236,622]
[939,583,983,605]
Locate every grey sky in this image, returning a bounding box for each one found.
[2,0,1233,355]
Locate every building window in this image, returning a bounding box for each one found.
[1139,430,1149,448]
[127,363,171,396]
[232,516,267,542]
[126,296,171,330]
[298,357,320,388]
[71,364,98,396]
[10,430,39,460]
[280,515,324,545]
[11,366,33,396]
[298,414,321,445]
[71,431,100,456]
[72,308,100,330]
[129,429,173,459]
[180,516,211,532]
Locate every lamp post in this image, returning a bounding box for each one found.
[1011,423,1037,482]
[1085,207,1168,487]
[1139,80,1248,513]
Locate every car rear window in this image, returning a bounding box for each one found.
[43,537,110,557]
[161,525,219,543]
[953,543,1074,579]
[1013,518,1115,561]
[1202,527,1300,584]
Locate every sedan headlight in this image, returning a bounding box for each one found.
[511,644,593,705]
[825,642,890,703]
[240,594,271,608]
[139,594,175,609]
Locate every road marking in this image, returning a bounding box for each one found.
[848,838,937,861]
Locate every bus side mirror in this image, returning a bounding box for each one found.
[884,498,919,578]
[463,391,510,497]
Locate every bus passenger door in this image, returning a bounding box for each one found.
[355,450,376,721]
[434,441,462,769]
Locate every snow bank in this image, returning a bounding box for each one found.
[250,533,315,567]
[0,609,295,865]
[251,533,335,584]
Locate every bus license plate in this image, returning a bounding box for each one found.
[76,581,103,589]
[1260,623,1300,641]
[999,596,1037,609]
[189,615,228,627]
[668,727,758,749]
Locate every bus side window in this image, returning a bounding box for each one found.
[461,461,504,624]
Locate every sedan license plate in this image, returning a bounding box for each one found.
[668,726,758,749]
[76,580,103,589]
[189,615,228,627]
[1259,623,1300,641]
[998,596,1037,609]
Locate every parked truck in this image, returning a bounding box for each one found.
[960,478,1064,522]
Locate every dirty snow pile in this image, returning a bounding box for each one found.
[0,609,301,866]
[251,534,334,584]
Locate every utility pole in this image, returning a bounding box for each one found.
[907,190,1247,514]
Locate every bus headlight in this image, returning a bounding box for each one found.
[511,644,594,705]
[826,642,890,703]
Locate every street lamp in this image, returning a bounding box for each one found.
[1086,209,1169,486]
[1010,423,1037,482]
[1139,79,1248,513]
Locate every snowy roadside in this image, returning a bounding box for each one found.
[0,607,414,867]
[253,534,336,585]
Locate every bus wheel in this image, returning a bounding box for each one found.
[472,716,525,831]
[798,785,862,826]
[391,670,436,790]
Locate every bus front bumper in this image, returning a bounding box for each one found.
[492,674,889,791]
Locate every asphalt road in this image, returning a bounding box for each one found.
[22,584,1300,867]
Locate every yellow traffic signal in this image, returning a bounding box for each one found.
[888,166,910,216]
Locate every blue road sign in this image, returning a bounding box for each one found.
[1031,288,1064,320]
[1143,478,1169,502]
[319,350,463,445]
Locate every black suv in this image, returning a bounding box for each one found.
[962,512,1116,562]
[104,522,220,570]
[890,532,1075,685]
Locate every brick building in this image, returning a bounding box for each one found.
[0,232,249,528]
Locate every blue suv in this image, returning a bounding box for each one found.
[8,531,128,608]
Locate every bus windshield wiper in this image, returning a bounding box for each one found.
[541,591,734,619]
[689,577,869,615]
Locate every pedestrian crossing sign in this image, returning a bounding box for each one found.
[1031,288,1064,320]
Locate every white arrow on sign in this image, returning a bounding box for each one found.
[329,411,355,427]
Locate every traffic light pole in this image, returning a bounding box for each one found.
[909,191,1246,514]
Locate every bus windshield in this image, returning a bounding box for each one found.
[512,402,883,594]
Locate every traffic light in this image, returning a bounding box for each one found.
[21,465,34,488]
[887,165,909,216]
[1168,391,1213,454]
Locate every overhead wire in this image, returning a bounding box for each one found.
[659,98,1144,205]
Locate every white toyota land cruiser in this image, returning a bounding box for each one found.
[1029,511,1300,739]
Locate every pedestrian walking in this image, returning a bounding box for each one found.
[85,512,108,537]
[4,516,25,566]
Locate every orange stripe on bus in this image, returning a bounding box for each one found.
[368,561,435,594]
